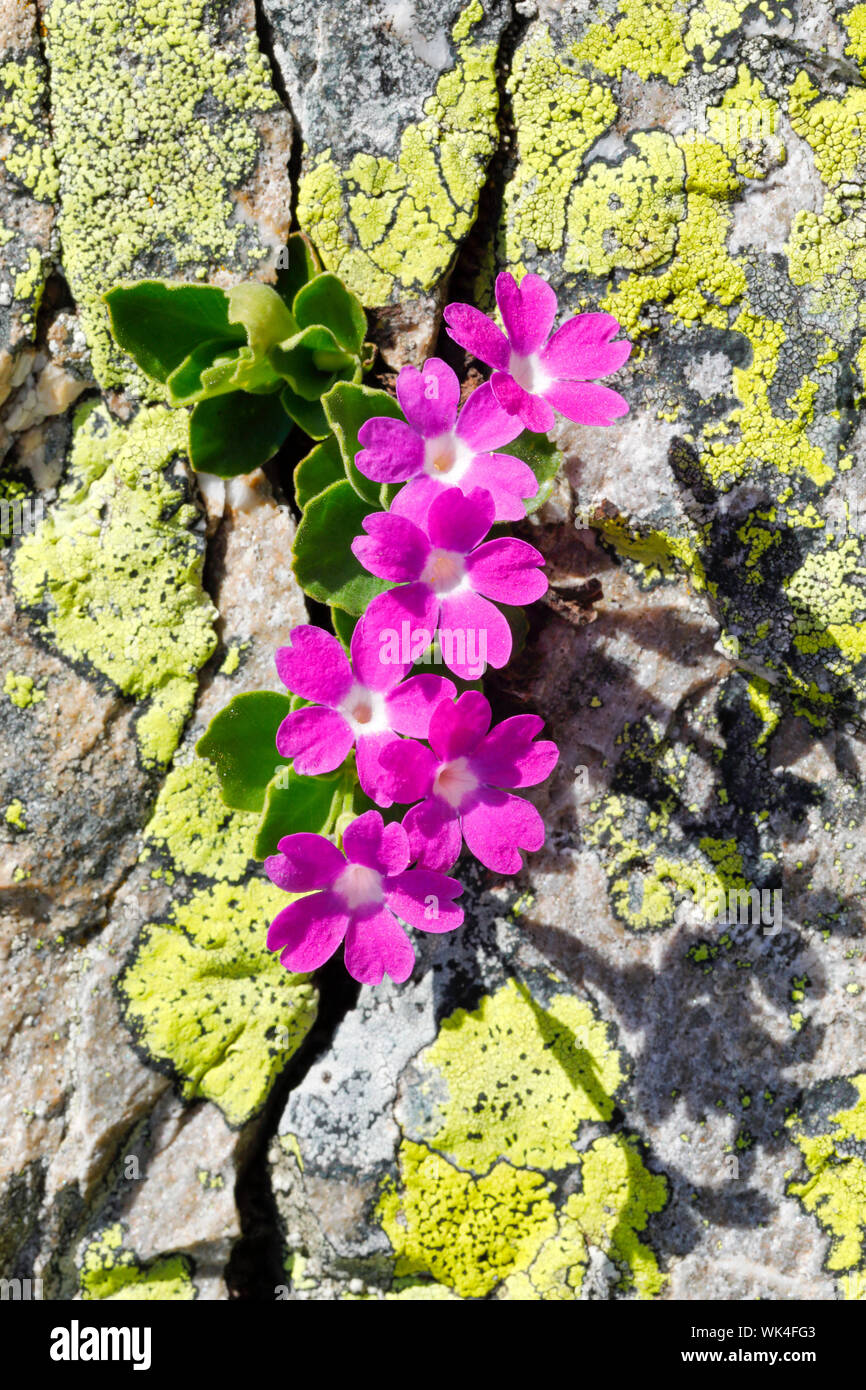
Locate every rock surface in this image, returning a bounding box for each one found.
[1,0,866,1302]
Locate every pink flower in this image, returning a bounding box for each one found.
[351,487,547,682]
[378,691,559,874]
[275,616,455,807]
[356,357,537,524]
[443,272,631,433]
[265,810,464,985]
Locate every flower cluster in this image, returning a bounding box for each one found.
[267,272,631,984]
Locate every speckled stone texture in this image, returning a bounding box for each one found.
[1,0,866,1302]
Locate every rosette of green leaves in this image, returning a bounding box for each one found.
[103,235,374,477]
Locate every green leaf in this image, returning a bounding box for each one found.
[294,435,345,509]
[330,606,357,650]
[189,392,292,476]
[167,341,280,406]
[279,385,330,441]
[270,324,353,401]
[294,273,367,355]
[227,281,296,354]
[292,479,390,614]
[276,233,323,311]
[103,281,244,383]
[323,381,403,506]
[196,691,291,813]
[253,767,344,859]
[513,429,562,513]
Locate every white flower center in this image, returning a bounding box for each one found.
[421,548,466,594]
[508,350,550,396]
[339,683,389,738]
[335,862,384,911]
[423,431,472,481]
[433,756,479,810]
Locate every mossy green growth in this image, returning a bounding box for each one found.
[379,979,667,1299]
[12,403,217,767]
[79,1223,195,1300]
[118,876,317,1126]
[43,0,282,387]
[297,3,499,304]
[787,1076,866,1280]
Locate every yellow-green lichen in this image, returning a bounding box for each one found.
[12,403,217,768]
[745,674,780,749]
[499,25,618,267]
[379,1142,557,1299]
[787,1076,866,1283]
[706,65,783,181]
[3,672,45,709]
[297,4,499,304]
[4,799,26,829]
[141,758,258,882]
[0,53,58,203]
[784,538,866,700]
[44,0,282,386]
[121,752,316,1126]
[79,1223,195,1300]
[119,875,316,1126]
[566,132,686,278]
[409,978,625,1172]
[379,979,667,1299]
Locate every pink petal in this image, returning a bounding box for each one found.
[364,584,440,667]
[495,271,557,355]
[543,379,629,426]
[384,674,457,737]
[428,689,491,761]
[490,371,556,432]
[267,891,349,971]
[395,358,460,437]
[343,905,415,985]
[465,536,548,605]
[437,590,512,676]
[461,452,538,521]
[455,381,524,451]
[355,730,403,808]
[378,736,438,804]
[265,834,345,893]
[275,625,352,705]
[351,610,410,691]
[540,313,632,381]
[342,808,410,875]
[276,706,354,774]
[402,797,463,871]
[385,869,464,934]
[352,511,430,582]
[388,475,445,529]
[443,302,510,370]
[356,416,424,483]
[470,715,559,788]
[426,486,495,554]
[461,788,545,873]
